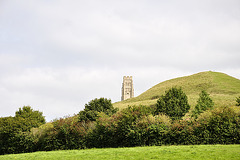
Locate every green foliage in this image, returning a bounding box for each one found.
[37,116,95,151]
[88,104,240,148]
[79,98,118,122]
[166,120,196,145]
[87,105,169,148]
[0,116,38,154]
[113,105,156,147]
[195,106,240,144]
[0,106,45,155]
[156,87,190,120]
[236,96,240,106]
[15,106,46,131]
[192,90,214,118]
[1,104,240,155]
[164,106,240,145]
[131,114,171,146]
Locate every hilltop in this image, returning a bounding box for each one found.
[114,71,240,109]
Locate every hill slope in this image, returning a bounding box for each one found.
[114,71,240,109]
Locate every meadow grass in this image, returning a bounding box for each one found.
[0,145,239,160]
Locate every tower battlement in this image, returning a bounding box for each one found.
[123,76,132,79]
[121,76,134,101]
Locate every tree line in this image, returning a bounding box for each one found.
[1,87,240,155]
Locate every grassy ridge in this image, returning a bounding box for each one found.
[114,71,240,110]
[0,145,239,160]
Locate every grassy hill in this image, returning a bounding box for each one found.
[114,71,240,110]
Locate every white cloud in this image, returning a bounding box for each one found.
[0,0,239,121]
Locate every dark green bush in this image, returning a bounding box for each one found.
[15,106,45,127]
[131,114,171,146]
[0,106,45,155]
[165,120,196,145]
[38,116,92,151]
[85,105,240,148]
[194,106,240,144]
[87,105,168,148]
[236,96,240,106]
[86,113,116,148]
[192,90,214,118]
[79,98,118,122]
[156,87,190,120]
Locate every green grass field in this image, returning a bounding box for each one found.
[0,145,239,160]
[114,71,240,110]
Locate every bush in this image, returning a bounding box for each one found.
[88,104,240,148]
[86,113,115,148]
[156,87,190,120]
[192,90,214,118]
[116,105,155,147]
[166,120,196,145]
[15,106,45,125]
[38,116,92,151]
[133,114,171,146]
[87,105,156,148]
[195,106,240,144]
[236,96,240,106]
[79,98,118,122]
[0,106,45,155]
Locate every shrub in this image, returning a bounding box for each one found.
[192,90,214,118]
[38,116,92,151]
[194,106,240,144]
[133,114,171,146]
[156,87,190,120]
[0,106,45,155]
[166,120,196,145]
[79,98,118,122]
[86,113,116,148]
[236,96,240,106]
[87,105,156,148]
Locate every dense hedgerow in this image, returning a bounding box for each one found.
[1,97,240,155]
[36,116,95,151]
[166,106,240,145]
[87,105,240,148]
[87,105,170,148]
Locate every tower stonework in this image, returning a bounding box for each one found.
[121,76,134,101]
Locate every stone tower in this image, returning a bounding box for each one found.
[121,76,134,101]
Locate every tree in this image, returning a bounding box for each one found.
[155,87,190,120]
[79,98,118,122]
[0,106,45,154]
[192,90,214,118]
[236,96,240,106]
[15,106,46,130]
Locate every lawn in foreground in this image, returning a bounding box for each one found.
[0,145,239,160]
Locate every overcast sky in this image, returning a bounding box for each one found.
[1,0,240,121]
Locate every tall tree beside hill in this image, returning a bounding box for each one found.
[79,98,118,122]
[192,90,214,118]
[155,87,190,120]
[236,96,240,106]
